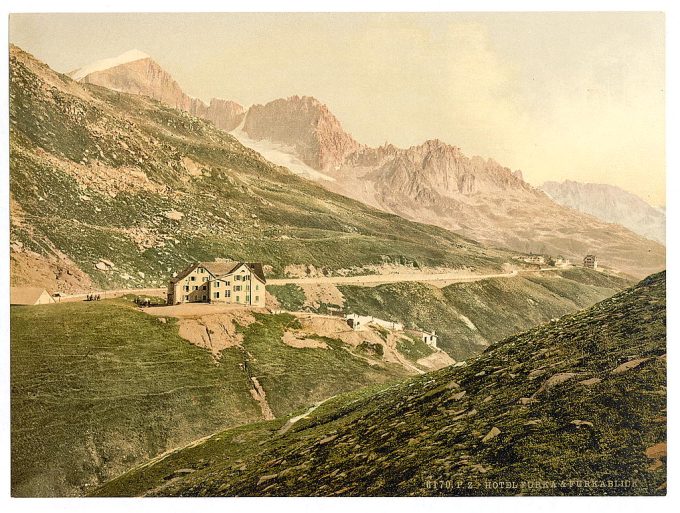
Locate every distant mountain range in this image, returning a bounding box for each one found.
[66,50,666,278]
[541,180,665,244]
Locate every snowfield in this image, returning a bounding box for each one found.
[70,49,149,81]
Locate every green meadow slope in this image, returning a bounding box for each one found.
[10,300,411,497]
[93,272,666,497]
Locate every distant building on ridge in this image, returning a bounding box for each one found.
[583,255,598,270]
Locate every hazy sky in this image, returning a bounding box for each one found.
[10,12,665,205]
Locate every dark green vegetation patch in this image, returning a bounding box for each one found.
[10,301,409,497]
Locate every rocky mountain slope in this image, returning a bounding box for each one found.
[72,51,245,132]
[93,271,666,497]
[541,180,665,244]
[10,45,518,293]
[69,50,665,278]
[243,96,362,170]
[325,138,664,279]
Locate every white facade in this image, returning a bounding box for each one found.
[345,313,403,331]
[422,331,438,348]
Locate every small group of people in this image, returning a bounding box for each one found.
[85,294,101,301]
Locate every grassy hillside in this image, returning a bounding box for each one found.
[10,44,516,292]
[93,272,666,496]
[298,268,631,360]
[10,301,410,497]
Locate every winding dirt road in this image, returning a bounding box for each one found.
[266,269,519,287]
[56,267,561,302]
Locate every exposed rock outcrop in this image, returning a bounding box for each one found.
[242,96,362,170]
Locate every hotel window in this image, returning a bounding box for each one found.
[202,285,206,290]
[184,295,189,300]
[184,286,189,292]
[255,285,259,291]
[236,296,240,302]
[255,296,259,302]
[190,276,196,281]
[235,275,241,281]
[193,286,198,291]
[226,290,231,298]
[215,281,220,287]
[203,277,208,282]
[202,295,207,301]
[246,295,250,302]
[234,285,241,292]
[214,292,220,299]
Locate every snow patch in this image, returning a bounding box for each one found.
[71,49,150,81]
[231,119,336,182]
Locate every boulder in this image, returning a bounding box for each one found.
[481,427,501,443]
[612,357,650,374]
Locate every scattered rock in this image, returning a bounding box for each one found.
[481,426,501,443]
[533,372,578,396]
[257,474,278,486]
[570,420,594,428]
[648,460,664,471]
[578,377,602,386]
[611,357,650,374]
[527,369,547,380]
[644,442,666,460]
[164,210,184,221]
[318,434,338,445]
[158,317,167,324]
[471,464,489,473]
[518,397,537,405]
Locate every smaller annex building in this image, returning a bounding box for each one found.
[10,287,56,306]
[167,261,266,307]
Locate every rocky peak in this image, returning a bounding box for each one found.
[72,52,245,131]
[242,95,362,170]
